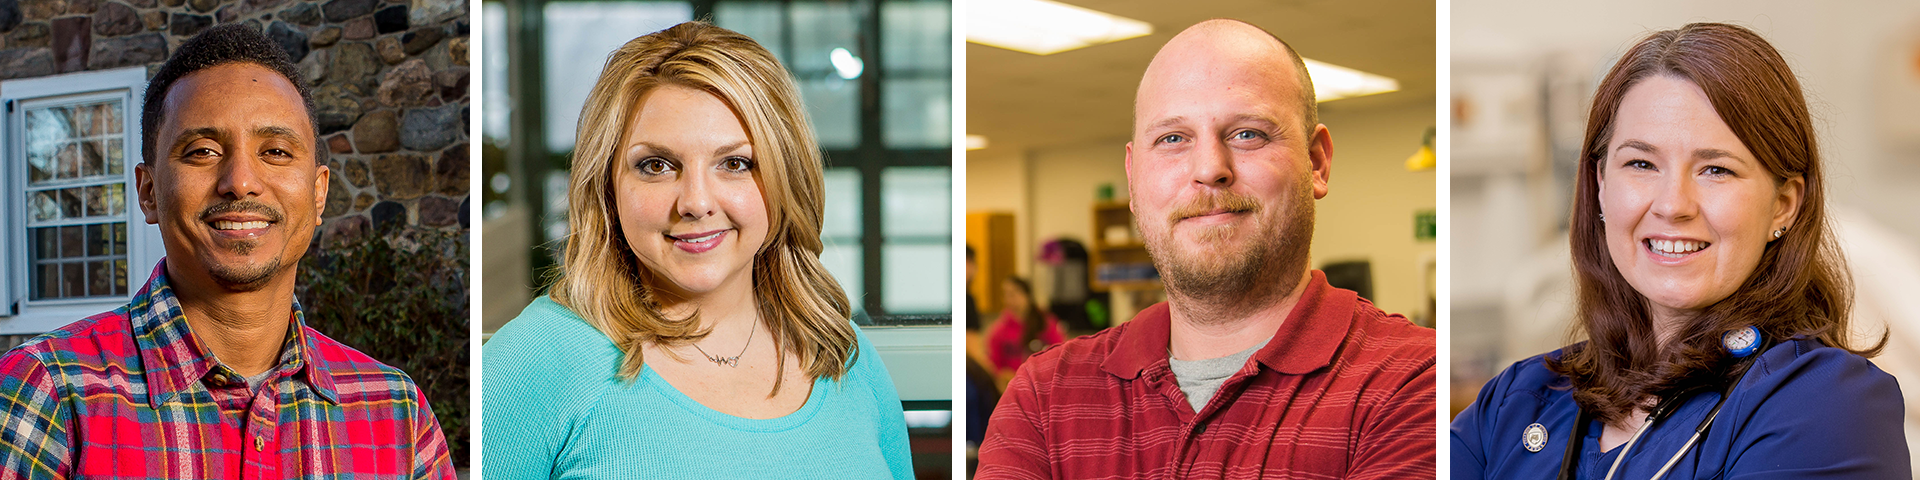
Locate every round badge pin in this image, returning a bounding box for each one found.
[1523,423,1548,453]
[1724,325,1761,358]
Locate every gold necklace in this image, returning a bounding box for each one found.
[691,318,754,367]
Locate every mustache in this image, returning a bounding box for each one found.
[199,199,285,223]
[1166,191,1262,223]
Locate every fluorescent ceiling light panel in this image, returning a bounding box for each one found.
[1304,58,1399,102]
[966,135,989,150]
[968,0,1152,55]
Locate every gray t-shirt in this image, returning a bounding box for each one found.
[243,369,275,394]
[1168,338,1270,413]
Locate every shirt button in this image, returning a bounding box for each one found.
[253,435,264,451]
[1193,423,1207,435]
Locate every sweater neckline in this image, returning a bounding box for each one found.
[638,364,831,432]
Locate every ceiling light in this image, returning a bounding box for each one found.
[966,135,989,150]
[1304,58,1399,102]
[830,47,864,79]
[968,0,1152,55]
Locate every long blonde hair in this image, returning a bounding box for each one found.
[550,21,857,396]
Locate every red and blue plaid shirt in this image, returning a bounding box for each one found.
[0,261,455,479]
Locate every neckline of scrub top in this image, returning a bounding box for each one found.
[640,363,832,433]
[1576,391,1727,479]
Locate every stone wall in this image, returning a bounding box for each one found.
[0,0,470,240]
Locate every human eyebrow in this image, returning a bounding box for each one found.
[711,140,750,157]
[1615,139,1657,155]
[1229,113,1282,129]
[168,127,226,153]
[1691,148,1743,162]
[252,125,307,143]
[1144,116,1189,133]
[631,141,681,160]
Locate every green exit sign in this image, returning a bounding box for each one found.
[1415,210,1436,241]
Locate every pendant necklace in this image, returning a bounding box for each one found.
[691,318,754,367]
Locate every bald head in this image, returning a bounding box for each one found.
[1134,19,1317,138]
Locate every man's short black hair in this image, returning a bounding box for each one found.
[142,23,315,165]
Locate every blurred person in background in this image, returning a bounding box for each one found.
[482,21,911,479]
[1451,22,1909,479]
[986,276,1065,378]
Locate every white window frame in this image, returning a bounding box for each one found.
[0,67,160,335]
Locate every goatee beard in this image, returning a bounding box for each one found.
[209,255,282,291]
[1141,188,1313,321]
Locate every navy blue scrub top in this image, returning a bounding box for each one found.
[1451,337,1910,479]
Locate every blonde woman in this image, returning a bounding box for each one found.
[482,22,913,479]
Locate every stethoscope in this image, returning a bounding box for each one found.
[1552,326,1764,480]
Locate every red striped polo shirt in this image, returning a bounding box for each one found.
[977,270,1436,479]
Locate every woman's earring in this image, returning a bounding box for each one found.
[1772,227,1787,239]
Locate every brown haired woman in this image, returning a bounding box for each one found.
[985,277,1066,378]
[1450,23,1909,479]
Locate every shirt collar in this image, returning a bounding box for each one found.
[1101,270,1355,379]
[132,260,340,408]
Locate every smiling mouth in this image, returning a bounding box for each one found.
[671,230,727,243]
[1647,238,1710,259]
[212,220,271,230]
[1180,208,1252,222]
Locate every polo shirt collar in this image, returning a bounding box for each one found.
[133,260,341,408]
[1101,270,1354,379]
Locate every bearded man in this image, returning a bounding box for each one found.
[975,19,1436,479]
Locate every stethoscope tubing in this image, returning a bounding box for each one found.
[1559,358,1753,480]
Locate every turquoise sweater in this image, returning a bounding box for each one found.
[482,296,914,479]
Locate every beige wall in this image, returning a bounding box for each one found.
[967,98,1438,319]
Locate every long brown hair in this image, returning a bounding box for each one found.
[549,21,856,397]
[1004,277,1047,353]
[1549,22,1880,426]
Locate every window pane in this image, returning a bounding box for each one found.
[21,96,132,301]
[822,168,860,238]
[820,241,863,316]
[482,2,511,143]
[799,78,860,149]
[882,243,950,314]
[542,1,693,153]
[715,2,785,64]
[787,2,857,72]
[881,0,949,72]
[882,78,950,148]
[881,167,950,237]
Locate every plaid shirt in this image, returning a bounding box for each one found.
[0,262,455,479]
[977,271,1437,479]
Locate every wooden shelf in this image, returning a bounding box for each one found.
[1103,279,1163,290]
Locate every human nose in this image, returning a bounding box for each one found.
[676,168,715,220]
[217,150,263,199]
[1648,174,1699,222]
[1188,137,1235,188]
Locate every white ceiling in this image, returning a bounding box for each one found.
[966,0,1436,153]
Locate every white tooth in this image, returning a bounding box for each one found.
[213,221,269,230]
[1655,240,1669,252]
[1685,241,1699,252]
